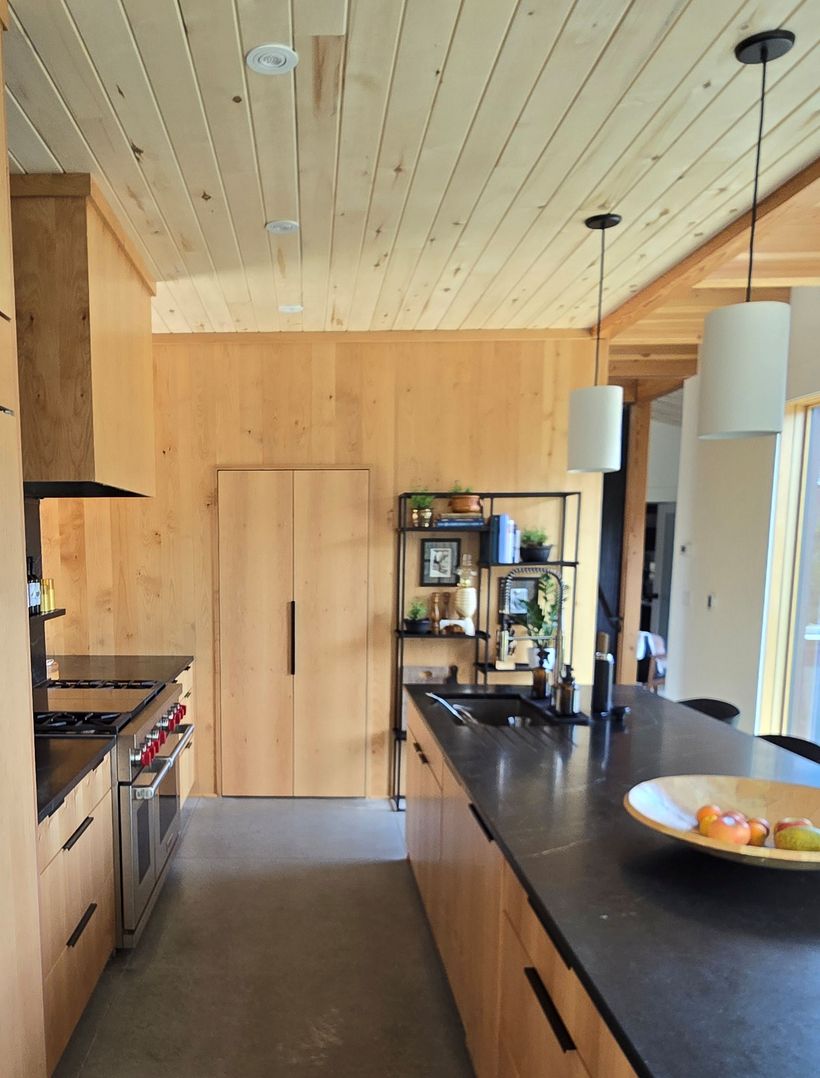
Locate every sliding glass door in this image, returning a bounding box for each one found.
[787,405,820,740]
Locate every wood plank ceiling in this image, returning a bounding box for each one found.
[4,0,819,333]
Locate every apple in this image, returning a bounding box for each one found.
[705,813,752,846]
[774,817,813,835]
[696,803,722,824]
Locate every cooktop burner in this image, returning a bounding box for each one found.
[35,711,124,734]
[50,678,163,692]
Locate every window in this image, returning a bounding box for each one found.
[787,405,820,740]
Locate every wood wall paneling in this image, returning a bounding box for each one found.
[616,402,651,683]
[43,335,602,797]
[218,469,295,797]
[293,469,370,796]
[0,16,47,1071]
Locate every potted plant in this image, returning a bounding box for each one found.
[520,528,553,564]
[448,482,482,514]
[409,491,434,528]
[404,599,431,635]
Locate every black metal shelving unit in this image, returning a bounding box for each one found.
[391,489,581,808]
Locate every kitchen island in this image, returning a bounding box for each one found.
[406,684,820,1078]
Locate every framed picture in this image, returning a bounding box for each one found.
[420,539,460,586]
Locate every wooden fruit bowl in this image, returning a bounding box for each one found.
[624,774,820,869]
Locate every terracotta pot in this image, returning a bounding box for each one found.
[449,494,481,514]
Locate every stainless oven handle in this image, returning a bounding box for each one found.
[134,724,195,800]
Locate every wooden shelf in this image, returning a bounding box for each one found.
[29,608,66,623]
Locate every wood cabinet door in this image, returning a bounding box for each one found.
[218,470,295,795]
[498,912,590,1078]
[441,765,503,1078]
[0,35,13,323]
[405,726,443,936]
[292,469,369,796]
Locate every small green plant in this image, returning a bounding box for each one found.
[407,599,428,621]
[410,491,434,510]
[449,482,473,494]
[521,528,548,547]
[525,573,566,647]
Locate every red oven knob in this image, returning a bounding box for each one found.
[158,729,167,746]
[180,704,187,718]
[141,746,151,767]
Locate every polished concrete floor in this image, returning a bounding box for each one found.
[55,798,474,1078]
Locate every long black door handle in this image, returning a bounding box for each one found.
[523,966,576,1053]
[468,802,494,843]
[289,600,296,675]
[63,815,94,852]
[67,903,97,948]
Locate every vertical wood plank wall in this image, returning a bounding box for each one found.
[41,334,602,797]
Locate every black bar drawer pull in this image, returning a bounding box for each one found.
[289,600,296,675]
[468,802,494,843]
[523,966,576,1053]
[63,815,93,852]
[67,903,97,948]
[411,741,428,764]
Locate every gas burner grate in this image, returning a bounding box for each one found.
[51,678,162,691]
[35,711,124,733]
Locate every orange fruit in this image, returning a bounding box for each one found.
[747,818,770,847]
[696,803,722,824]
[705,814,752,846]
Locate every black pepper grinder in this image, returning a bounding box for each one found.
[591,632,614,715]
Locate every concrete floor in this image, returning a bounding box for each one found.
[54,797,473,1078]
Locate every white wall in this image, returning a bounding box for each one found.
[664,379,776,730]
[646,417,681,503]
[665,289,820,731]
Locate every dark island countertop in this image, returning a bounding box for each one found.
[35,737,114,822]
[407,684,820,1078]
[49,654,193,684]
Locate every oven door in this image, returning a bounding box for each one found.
[153,723,194,872]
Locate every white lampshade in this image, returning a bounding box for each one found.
[567,385,624,473]
[698,301,790,439]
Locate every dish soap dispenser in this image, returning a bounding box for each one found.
[591,632,614,715]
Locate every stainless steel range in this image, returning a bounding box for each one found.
[34,679,194,948]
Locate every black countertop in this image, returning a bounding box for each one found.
[407,684,820,1078]
[35,737,114,822]
[49,654,194,684]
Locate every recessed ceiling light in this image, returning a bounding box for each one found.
[265,219,300,235]
[245,44,298,75]
[279,304,303,314]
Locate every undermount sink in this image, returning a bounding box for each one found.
[427,692,552,728]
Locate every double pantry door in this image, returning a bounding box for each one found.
[218,468,369,796]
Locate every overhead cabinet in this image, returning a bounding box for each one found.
[11,174,156,497]
[218,468,370,797]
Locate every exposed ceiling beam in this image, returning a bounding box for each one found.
[609,357,697,380]
[636,378,687,402]
[599,157,820,340]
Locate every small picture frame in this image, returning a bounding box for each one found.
[420,539,460,586]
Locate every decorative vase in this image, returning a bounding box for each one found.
[520,544,553,564]
[411,507,420,527]
[454,586,477,621]
[430,593,441,635]
[420,508,433,528]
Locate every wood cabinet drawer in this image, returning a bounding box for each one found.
[39,788,114,978]
[501,862,636,1078]
[499,911,590,1078]
[37,756,112,873]
[43,869,115,1074]
[406,700,444,789]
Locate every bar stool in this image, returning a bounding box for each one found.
[758,734,820,765]
[678,698,740,726]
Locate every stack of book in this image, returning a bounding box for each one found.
[435,512,486,529]
[481,514,522,563]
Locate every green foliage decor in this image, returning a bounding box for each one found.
[407,599,428,621]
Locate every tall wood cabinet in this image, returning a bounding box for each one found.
[218,468,370,797]
[0,12,49,1077]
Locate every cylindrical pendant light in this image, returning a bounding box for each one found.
[568,213,623,473]
[698,29,795,440]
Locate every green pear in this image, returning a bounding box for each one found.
[774,825,820,852]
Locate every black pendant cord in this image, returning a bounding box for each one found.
[746,48,768,302]
[594,227,605,385]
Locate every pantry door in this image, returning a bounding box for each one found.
[293,469,369,796]
[218,469,295,796]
